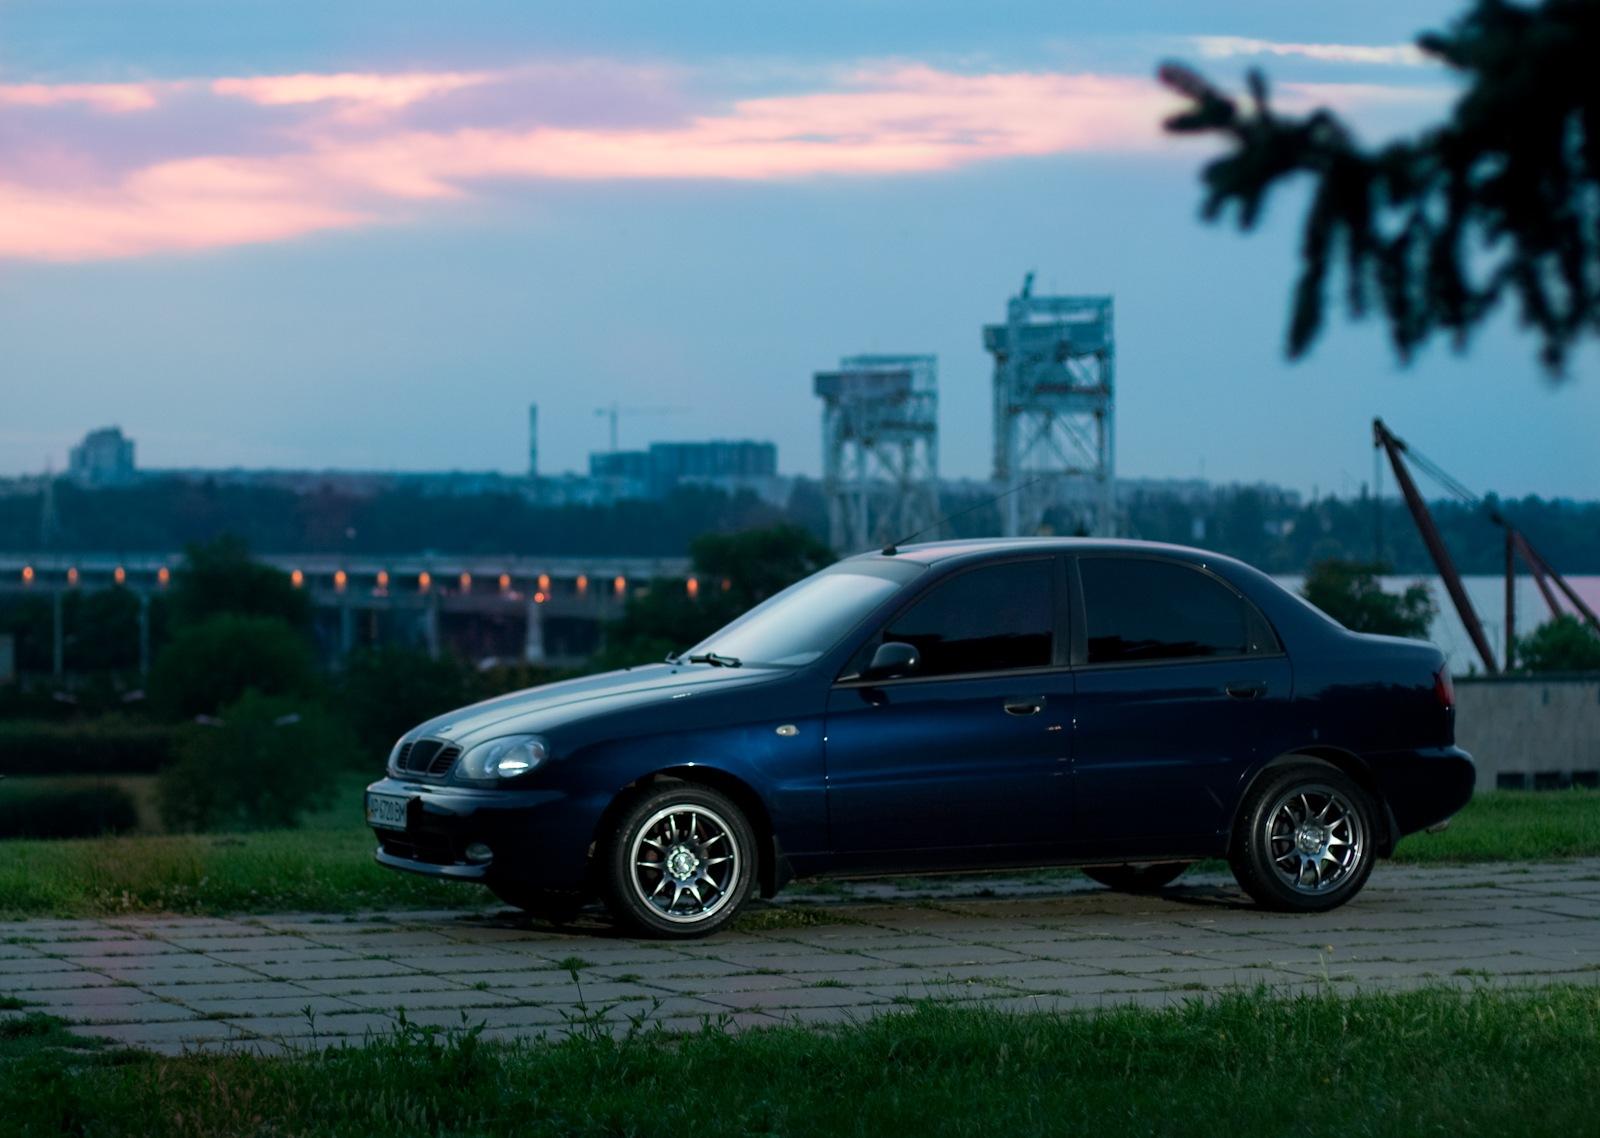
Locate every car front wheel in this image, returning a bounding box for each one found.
[1229,761,1377,912]
[600,783,756,938]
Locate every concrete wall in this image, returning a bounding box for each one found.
[1454,675,1600,792]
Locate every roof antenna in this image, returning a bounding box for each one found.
[882,476,1047,555]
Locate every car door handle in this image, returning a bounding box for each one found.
[1003,696,1045,716]
[1224,680,1266,700]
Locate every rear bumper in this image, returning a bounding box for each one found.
[1369,745,1475,839]
[364,777,596,891]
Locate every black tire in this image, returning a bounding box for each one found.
[600,783,757,939]
[1081,862,1192,893]
[488,882,584,925]
[1229,760,1377,913]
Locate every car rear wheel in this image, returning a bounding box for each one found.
[1229,761,1377,912]
[600,783,756,939]
[1081,862,1192,893]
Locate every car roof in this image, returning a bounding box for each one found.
[848,536,1233,568]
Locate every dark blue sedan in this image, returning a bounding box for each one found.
[366,539,1473,938]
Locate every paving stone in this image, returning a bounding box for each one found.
[181,994,368,1018]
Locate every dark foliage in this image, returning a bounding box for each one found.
[0,717,175,776]
[148,614,318,720]
[1516,613,1600,671]
[168,535,310,629]
[0,783,138,840]
[1301,559,1438,637]
[1160,0,1600,371]
[158,691,352,832]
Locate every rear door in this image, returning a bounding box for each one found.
[1069,555,1291,851]
[823,556,1072,867]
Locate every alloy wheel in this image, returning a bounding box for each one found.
[628,804,741,925]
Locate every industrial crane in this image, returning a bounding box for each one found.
[1373,418,1600,674]
[593,404,686,453]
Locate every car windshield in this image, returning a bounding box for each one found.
[681,560,923,668]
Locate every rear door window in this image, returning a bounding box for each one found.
[1079,557,1275,665]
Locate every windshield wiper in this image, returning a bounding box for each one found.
[683,652,742,668]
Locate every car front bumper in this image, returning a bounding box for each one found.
[364,776,598,891]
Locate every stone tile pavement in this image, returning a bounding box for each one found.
[3,860,1598,1055]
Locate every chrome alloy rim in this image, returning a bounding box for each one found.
[1264,784,1365,894]
[629,805,740,924]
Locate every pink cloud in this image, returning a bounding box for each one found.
[0,81,167,113]
[0,60,1441,262]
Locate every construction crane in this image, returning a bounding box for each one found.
[1373,418,1600,674]
[593,404,686,453]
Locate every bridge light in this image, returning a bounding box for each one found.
[290,569,304,589]
[418,571,432,592]
[686,576,699,599]
[114,566,126,586]
[576,574,588,595]
[158,567,170,588]
[376,570,389,591]
[498,572,512,592]
[67,567,79,587]
[721,578,732,592]
[533,590,547,604]
[613,575,626,596]
[21,566,33,585]
[537,573,550,593]
[459,571,471,592]
[334,569,348,592]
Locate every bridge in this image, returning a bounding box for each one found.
[0,552,696,672]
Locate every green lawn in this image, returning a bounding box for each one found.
[0,788,1595,920]
[3,986,1598,1136]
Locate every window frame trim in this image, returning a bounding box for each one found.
[832,553,1067,686]
[1067,552,1285,671]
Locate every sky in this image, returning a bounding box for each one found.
[2,0,1597,499]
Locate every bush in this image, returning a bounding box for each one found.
[1517,614,1600,672]
[149,614,317,720]
[158,692,355,832]
[1301,559,1436,638]
[336,647,475,757]
[0,783,138,839]
[0,718,177,776]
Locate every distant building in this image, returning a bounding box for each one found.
[586,441,782,503]
[68,427,136,487]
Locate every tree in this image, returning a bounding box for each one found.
[148,614,317,719]
[168,535,310,630]
[1302,559,1437,638]
[337,647,475,756]
[1516,614,1600,671]
[596,525,835,669]
[1159,0,1600,371]
[158,691,353,831]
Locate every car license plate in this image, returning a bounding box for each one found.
[366,792,411,831]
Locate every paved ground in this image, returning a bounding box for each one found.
[3,860,1598,1055]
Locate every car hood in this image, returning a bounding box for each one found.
[409,662,784,746]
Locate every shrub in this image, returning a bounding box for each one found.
[0,783,138,839]
[0,718,177,776]
[1517,614,1600,672]
[1301,559,1436,638]
[158,692,354,832]
[148,614,317,720]
[336,647,475,757]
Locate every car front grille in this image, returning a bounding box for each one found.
[378,832,459,866]
[395,738,461,778]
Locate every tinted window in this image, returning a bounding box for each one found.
[1080,558,1270,665]
[872,559,1054,677]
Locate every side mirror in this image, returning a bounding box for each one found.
[862,641,919,682]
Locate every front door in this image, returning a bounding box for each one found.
[1069,554,1293,852]
[823,557,1072,868]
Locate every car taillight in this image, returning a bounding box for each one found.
[1434,665,1455,711]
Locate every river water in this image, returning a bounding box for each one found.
[1271,574,1600,675]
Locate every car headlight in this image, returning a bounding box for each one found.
[457,736,550,782]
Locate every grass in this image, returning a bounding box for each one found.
[0,787,1595,920]
[2,986,1599,1135]
[1391,789,1600,864]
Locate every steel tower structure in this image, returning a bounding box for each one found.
[984,275,1116,536]
[813,354,940,553]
